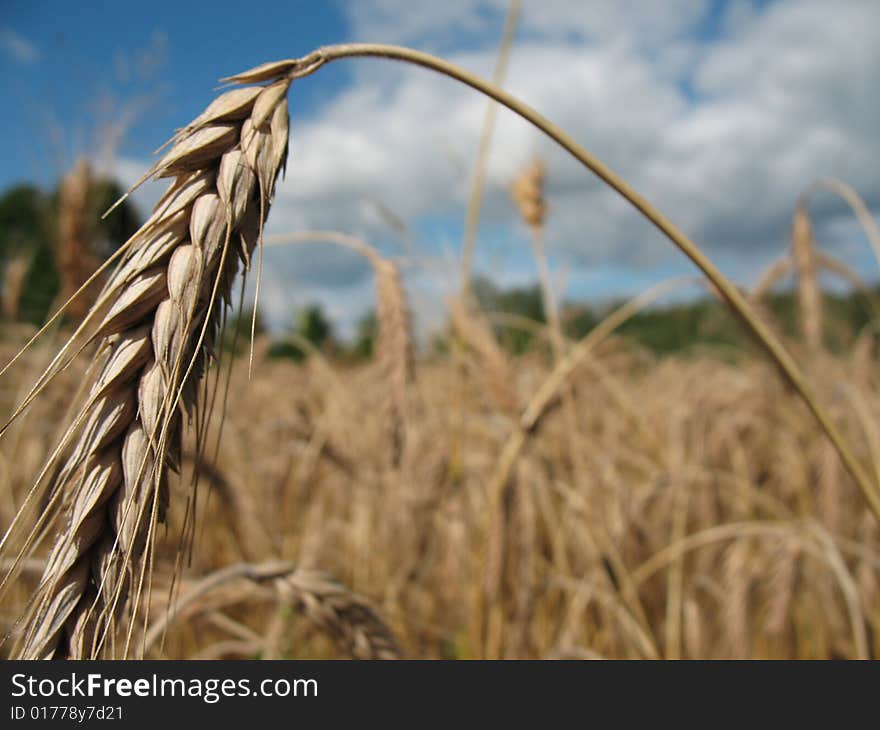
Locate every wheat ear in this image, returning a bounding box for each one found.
[143,562,401,660]
[12,61,292,659]
[282,569,402,659]
[373,258,414,467]
[791,202,823,351]
[56,158,97,322]
[510,159,563,355]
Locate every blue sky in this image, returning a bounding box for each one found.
[1,0,879,336]
[0,1,350,187]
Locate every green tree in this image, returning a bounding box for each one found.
[0,185,54,323]
[297,304,333,349]
[472,275,545,354]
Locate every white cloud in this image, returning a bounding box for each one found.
[283,1,880,266]
[0,27,40,64]
[118,0,880,338]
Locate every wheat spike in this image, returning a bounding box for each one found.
[510,159,546,229]
[791,203,822,351]
[143,562,401,660]
[282,569,401,660]
[374,258,414,467]
[56,158,97,322]
[12,62,292,659]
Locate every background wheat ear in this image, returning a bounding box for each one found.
[142,562,402,659]
[510,159,546,230]
[790,202,823,351]
[56,158,97,323]
[374,257,414,468]
[10,61,293,659]
[282,569,402,659]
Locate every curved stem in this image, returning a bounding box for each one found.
[804,177,880,275]
[289,42,880,522]
[459,0,521,295]
[263,230,383,267]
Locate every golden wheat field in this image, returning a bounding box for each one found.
[2,1,880,662]
[2,316,880,659]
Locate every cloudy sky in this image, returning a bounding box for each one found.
[2,0,879,337]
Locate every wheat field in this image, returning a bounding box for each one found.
[1,325,879,659]
[1,46,879,660]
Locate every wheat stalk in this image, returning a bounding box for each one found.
[373,258,414,467]
[5,43,879,661]
[263,41,880,546]
[458,0,521,294]
[10,61,293,659]
[805,177,880,273]
[751,256,793,301]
